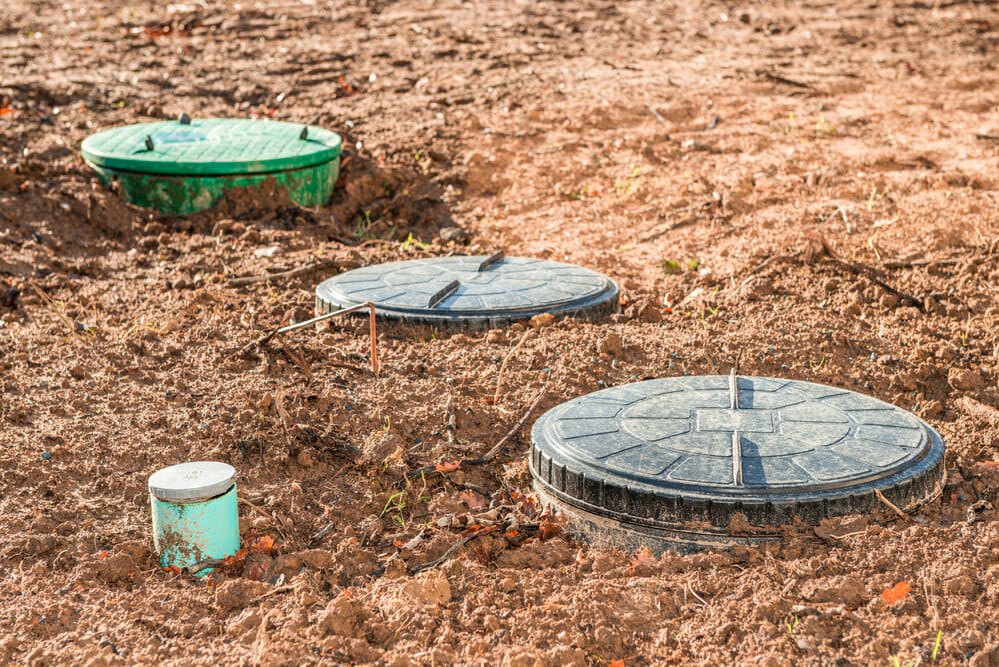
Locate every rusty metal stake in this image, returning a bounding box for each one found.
[276,302,379,375]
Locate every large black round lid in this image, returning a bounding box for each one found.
[531,374,945,548]
[315,253,619,329]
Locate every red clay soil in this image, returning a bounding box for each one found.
[2,1,999,665]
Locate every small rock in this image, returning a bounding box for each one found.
[360,431,404,464]
[530,313,555,328]
[969,644,999,667]
[40,451,51,461]
[402,570,451,606]
[880,293,899,308]
[967,499,994,524]
[802,575,868,608]
[320,596,359,636]
[921,400,943,417]
[626,299,662,323]
[69,365,86,380]
[949,368,984,392]
[239,228,261,244]
[740,277,773,301]
[254,246,281,258]
[944,575,979,597]
[597,332,624,358]
[217,579,271,611]
[438,226,469,243]
[814,515,869,541]
[290,308,312,325]
[2,287,20,309]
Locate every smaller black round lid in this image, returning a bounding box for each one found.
[315,253,619,328]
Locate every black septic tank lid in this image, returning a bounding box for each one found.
[316,253,619,329]
[530,373,945,553]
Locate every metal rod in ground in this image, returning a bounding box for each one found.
[278,303,372,334]
[276,302,379,376]
[368,306,379,376]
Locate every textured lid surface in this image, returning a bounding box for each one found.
[316,255,618,325]
[82,118,342,175]
[149,461,236,502]
[531,375,945,526]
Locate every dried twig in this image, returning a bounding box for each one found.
[740,254,797,286]
[248,584,296,604]
[409,527,497,574]
[956,396,999,428]
[881,258,960,270]
[638,200,716,243]
[228,261,335,287]
[824,254,924,311]
[494,331,531,404]
[183,558,224,576]
[746,239,924,311]
[648,105,667,125]
[29,283,82,338]
[758,70,813,89]
[239,498,299,545]
[311,521,337,544]
[397,386,548,487]
[476,385,548,462]
[874,489,910,522]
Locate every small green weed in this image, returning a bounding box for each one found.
[662,259,683,275]
[931,630,942,662]
[380,491,407,517]
[785,614,799,637]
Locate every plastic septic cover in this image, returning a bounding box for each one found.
[531,374,945,538]
[315,254,620,328]
[81,118,342,176]
[148,461,237,503]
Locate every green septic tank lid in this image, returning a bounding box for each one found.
[81,117,342,176]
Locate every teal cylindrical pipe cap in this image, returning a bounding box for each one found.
[149,461,240,574]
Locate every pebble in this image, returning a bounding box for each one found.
[40,452,51,460]
[438,226,469,243]
[949,368,984,392]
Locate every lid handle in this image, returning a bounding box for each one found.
[179,113,191,125]
[299,126,309,140]
[428,279,460,308]
[144,135,154,152]
[732,431,744,486]
[477,250,505,272]
[729,368,739,410]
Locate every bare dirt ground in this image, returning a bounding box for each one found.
[3,0,999,664]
